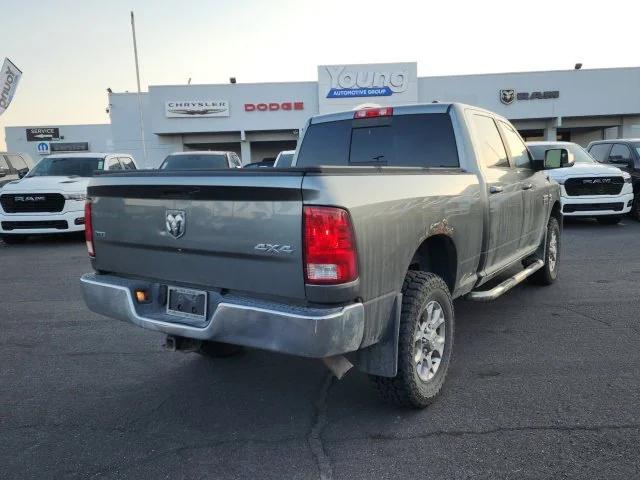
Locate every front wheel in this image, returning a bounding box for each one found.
[596,216,622,225]
[371,271,454,408]
[530,216,560,285]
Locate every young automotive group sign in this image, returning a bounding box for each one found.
[318,62,418,113]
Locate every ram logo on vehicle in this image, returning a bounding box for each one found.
[14,195,46,202]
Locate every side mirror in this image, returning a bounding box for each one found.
[544,148,570,169]
[18,170,27,179]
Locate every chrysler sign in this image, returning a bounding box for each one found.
[165,100,229,118]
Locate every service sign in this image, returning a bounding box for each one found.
[318,62,418,113]
[165,100,229,118]
[26,127,60,142]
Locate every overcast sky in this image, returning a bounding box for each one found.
[2,0,639,149]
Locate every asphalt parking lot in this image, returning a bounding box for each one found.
[1,219,639,480]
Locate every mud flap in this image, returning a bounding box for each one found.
[351,293,401,377]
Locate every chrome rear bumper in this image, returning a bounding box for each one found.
[80,273,364,358]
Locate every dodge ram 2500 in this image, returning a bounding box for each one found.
[80,103,562,408]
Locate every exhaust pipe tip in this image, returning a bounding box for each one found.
[322,355,354,380]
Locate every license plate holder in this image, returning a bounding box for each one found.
[166,286,207,321]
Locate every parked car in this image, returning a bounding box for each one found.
[244,158,276,168]
[160,151,242,170]
[586,139,640,219]
[0,153,136,243]
[528,141,633,225]
[0,152,35,189]
[273,150,296,168]
[81,103,562,408]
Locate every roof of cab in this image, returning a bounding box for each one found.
[44,153,132,159]
[167,151,231,156]
[309,102,502,125]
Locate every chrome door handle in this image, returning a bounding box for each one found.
[489,185,504,194]
[522,183,534,190]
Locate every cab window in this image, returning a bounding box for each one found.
[469,114,509,168]
[119,157,136,170]
[106,158,122,170]
[499,121,531,168]
[0,156,10,173]
[588,143,611,162]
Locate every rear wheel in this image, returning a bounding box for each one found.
[198,341,243,358]
[596,216,622,225]
[529,216,560,285]
[1,234,27,244]
[370,271,454,408]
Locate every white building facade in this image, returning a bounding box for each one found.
[6,63,640,167]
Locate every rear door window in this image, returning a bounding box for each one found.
[7,154,28,172]
[0,156,10,173]
[297,113,459,168]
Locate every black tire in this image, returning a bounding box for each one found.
[631,195,640,221]
[370,271,454,408]
[596,216,622,225]
[197,341,243,358]
[1,234,27,244]
[530,216,560,285]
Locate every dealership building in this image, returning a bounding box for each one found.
[6,62,640,167]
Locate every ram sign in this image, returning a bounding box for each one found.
[318,62,418,113]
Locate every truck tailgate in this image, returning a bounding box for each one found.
[88,173,306,300]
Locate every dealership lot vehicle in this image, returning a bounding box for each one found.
[159,151,242,170]
[273,150,296,168]
[587,139,640,219]
[81,103,561,408]
[528,141,633,224]
[0,152,34,188]
[0,153,136,243]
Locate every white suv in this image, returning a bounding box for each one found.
[0,153,136,243]
[527,141,633,225]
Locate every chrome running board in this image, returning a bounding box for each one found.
[466,260,544,302]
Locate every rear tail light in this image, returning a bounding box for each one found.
[354,107,393,119]
[85,200,95,258]
[303,206,358,285]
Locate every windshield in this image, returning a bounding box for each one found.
[26,157,104,177]
[528,144,595,165]
[160,154,228,170]
[275,153,294,168]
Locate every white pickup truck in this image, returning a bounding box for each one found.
[0,153,136,243]
[528,141,633,225]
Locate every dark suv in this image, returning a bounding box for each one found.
[587,139,640,219]
[0,153,35,188]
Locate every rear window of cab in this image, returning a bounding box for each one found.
[296,113,459,168]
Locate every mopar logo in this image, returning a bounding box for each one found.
[165,210,186,239]
[14,195,46,202]
[325,65,408,98]
[254,243,294,254]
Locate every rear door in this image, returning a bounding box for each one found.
[90,174,307,300]
[497,121,547,253]
[468,113,525,274]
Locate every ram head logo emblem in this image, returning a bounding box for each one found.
[165,210,186,239]
[500,89,516,105]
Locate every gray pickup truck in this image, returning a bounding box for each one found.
[81,103,563,408]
